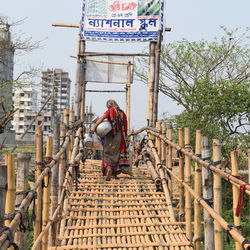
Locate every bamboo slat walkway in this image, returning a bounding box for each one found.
[50,160,193,250]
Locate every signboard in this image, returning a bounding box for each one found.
[81,0,164,42]
[85,56,134,83]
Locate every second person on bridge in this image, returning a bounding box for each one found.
[91,99,130,181]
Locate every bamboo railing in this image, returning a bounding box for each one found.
[130,125,250,250]
[0,109,85,250]
[0,121,249,250]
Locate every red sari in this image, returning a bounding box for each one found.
[102,107,130,176]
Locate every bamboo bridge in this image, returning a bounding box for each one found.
[0,114,250,250]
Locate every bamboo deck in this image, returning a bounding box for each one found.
[52,160,193,250]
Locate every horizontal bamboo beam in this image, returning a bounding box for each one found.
[79,52,149,57]
[68,201,169,207]
[61,230,186,239]
[69,191,164,195]
[65,221,187,230]
[52,23,79,28]
[70,56,131,65]
[48,241,192,249]
[68,196,166,201]
[67,207,171,212]
[85,90,126,93]
[66,214,170,220]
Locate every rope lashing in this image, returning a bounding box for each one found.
[226,224,242,244]
[241,239,250,250]
[0,227,19,250]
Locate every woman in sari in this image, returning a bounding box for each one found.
[91,99,130,181]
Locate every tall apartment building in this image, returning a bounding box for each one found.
[12,84,38,142]
[41,68,71,116]
[0,23,15,144]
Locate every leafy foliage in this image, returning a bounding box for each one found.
[135,27,250,155]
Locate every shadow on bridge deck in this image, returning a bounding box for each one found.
[49,160,193,250]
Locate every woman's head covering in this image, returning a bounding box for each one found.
[106,99,120,109]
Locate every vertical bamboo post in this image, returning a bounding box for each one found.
[4,154,15,227]
[161,122,167,165]
[69,110,75,126]
[15,153,31,249]
[231,151,241,250]
[194,130,202,249]
[178,128,185,220]
[147,42,156,126]
[152,31,162,126]
[184,127,192,240]
[58,122,66,200]
[49,121,60,246]
[63,109,70,127]
[42,136,53,250]
[74,31,85,120]
[212,139,223,250]
[34,125,43,250]
[202,136,214,250]
[167,124,173,194]
[0,165,7,228]
[68,110,75,160]
[126,61,132,132]
[79,40,86,121]
[155,122,161,156]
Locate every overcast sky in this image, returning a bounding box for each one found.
[1,0,249,129]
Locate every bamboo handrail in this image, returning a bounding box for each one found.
[0,125,83,249]
[129,127,250,195]
[31,128,83,250]
[165,167,250,248]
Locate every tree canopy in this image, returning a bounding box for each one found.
[135,27,250,153]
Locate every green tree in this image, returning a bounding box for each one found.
[136,27,250,154]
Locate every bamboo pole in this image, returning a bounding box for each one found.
[161,122,166,165]
[74,30,85,120]
[0,165,7,228]
[147,42,156,126]
[49,121,60,246]
[202,136,214,250]
[167,124,173,194]
[152,31,162,126]
[184,128,192,240]
[126,61,132,132]
[231,151,241,250]
[147,139,176,221]
[165,168,250,249]
[213,139,223,250]
[155,122,161,156]
[58,122,66,200]
[129,127,250,195]
[194,130,202,249]
[63,109,69,127]
[178,128,185,220]
[15,153,30,249]
[42,137,53,250]
[4,154,15,227]
[34,126,43,250]
[0,127,73,249]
